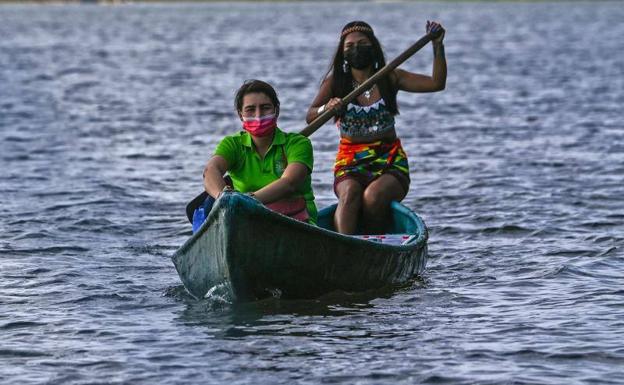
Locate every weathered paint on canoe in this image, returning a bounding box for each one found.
[172,192,428,302]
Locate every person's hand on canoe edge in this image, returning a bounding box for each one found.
[215,187,263,205]
[244,191,261,203]
[216,185,234,199]
[426,20,445,45]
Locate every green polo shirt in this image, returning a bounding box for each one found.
[214,128,317,224]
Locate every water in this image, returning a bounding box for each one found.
[1,2,623,384]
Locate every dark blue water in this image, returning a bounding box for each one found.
[1,2,623,384]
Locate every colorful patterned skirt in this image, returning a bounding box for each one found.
[333,137,410,193]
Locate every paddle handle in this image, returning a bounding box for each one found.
[299,31,439,137]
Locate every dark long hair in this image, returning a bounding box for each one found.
[326,21,398,115]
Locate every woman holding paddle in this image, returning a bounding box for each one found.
[306,21,446,234]
[201,79,317,225]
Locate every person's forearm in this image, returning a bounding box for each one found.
[432,42,447,90]
[203,166,227,199]
[306,104,326,124]
[253,177,300,204]
[305,107,316,124]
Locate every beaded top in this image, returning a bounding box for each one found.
[338,99,395,138]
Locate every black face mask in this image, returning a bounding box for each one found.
[344,45,375,70]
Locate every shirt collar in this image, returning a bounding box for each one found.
[240,127,286,148]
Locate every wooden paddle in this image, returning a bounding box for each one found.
[186,30,442,222]
[299,29,442,137]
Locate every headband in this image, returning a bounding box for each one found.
[341,25,374,38]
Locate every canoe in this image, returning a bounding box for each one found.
[172,192,428,302]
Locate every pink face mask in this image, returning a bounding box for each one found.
[242,114,277,137]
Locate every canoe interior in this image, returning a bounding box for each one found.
[317,202,425,237]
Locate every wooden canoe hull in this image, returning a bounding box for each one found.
[172,192,428,302]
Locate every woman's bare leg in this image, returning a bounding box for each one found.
[361,174,407,234]
[334,179,363,234]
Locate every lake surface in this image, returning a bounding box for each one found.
[1,2,623,384]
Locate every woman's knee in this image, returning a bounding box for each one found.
[362,188,389,214]
[336,180,363,206]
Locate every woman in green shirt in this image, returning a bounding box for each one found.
[202,79,317,224]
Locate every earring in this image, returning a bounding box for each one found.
[343,60,348,73]
[374,61,379,70]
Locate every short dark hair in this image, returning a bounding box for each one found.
[234,79,280,113]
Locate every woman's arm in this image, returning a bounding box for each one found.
[305,76,342,123]
[203,155,229,199]
[396,21,446,93]
[253,162,309,204]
